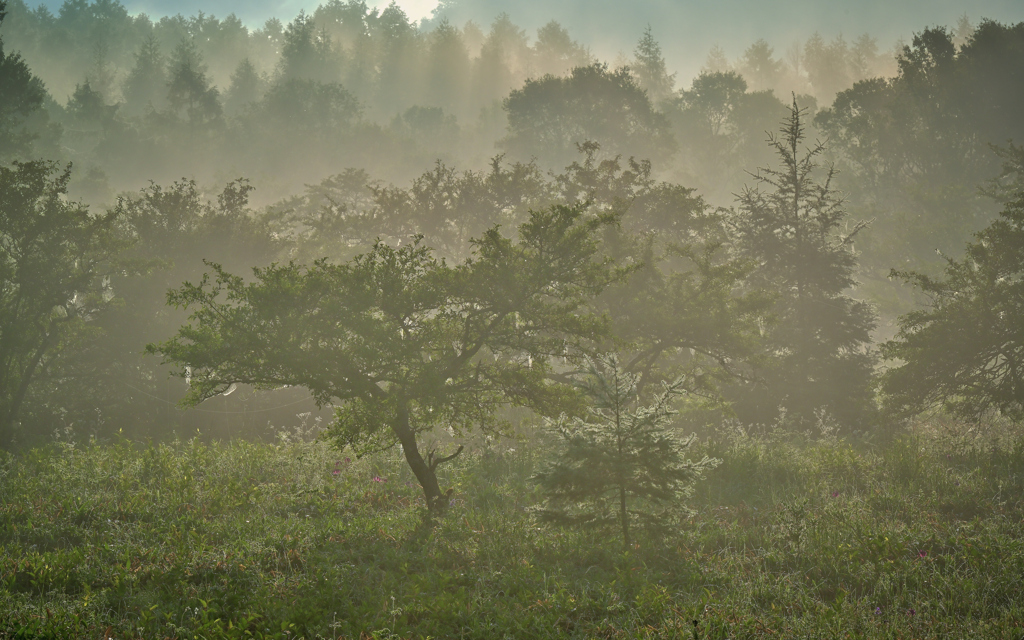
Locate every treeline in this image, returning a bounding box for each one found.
[1,1,1023,451]
[0,0,918,204]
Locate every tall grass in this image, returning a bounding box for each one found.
[1,418,1022,639]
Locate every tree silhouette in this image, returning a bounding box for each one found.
[730,99,876,429]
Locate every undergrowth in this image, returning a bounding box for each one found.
[0,418,1022,639]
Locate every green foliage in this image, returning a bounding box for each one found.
[534,356,720,549]
[502,63,676,169]
[166,37,221,129]
[120,34,166,117]
[0,2,52,163]
[148,205,621,510]
[0,160,126,450]
[666,70,789,199]
[816,21,1024,314]
[630,26,675,105]
[2,419,1024,637]
[729,99,877,429]
[881,149,1024,422]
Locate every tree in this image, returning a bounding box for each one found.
[631,25,674,105]
[502,63,675,169]
[738,39,783,91]
[424,18,470,117]
[0,161,125,449]
[166,37,222,129]
[533,355,719,549]
[815,21,1024,316]
[531,20,590,78]
[471,13,528,110]
[729,99,876,429]
[276,11,343,83]
[550,143,770,402]
[0,1,50,162]
[121,34,166,116]
[881,148,1024,422]
[36,177,281,442]
[148,204,620,512]
[667,71,787,198]
[223,58,263,115]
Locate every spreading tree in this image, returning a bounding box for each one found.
[149,205,620,512]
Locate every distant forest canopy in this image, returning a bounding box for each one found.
[3,0,1024,446]
[1,0,918,203]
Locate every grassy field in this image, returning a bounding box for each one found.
[1,419,1023,639]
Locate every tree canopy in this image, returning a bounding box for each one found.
[149,204,622,510]
[881,148,1024,422]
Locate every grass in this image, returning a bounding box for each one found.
[0,419,1023,639]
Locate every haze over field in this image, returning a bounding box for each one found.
[3,0,1024,636]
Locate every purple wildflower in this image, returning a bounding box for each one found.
[875,607,882,615]
[918,550,927,558]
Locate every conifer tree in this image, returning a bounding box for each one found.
[166,38,221,129]
[122,35,166,116]
[631,25,675,105]
[729,98,876,429]
[224,58,263,115]
[534,356,719,549]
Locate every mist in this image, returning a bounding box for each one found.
[2,0,1024,636]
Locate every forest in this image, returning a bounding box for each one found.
[1,0,1023,637]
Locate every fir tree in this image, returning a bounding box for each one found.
[166,37,222,129]
[534,356,720,549]
[730,98,876,430]
[632,25,675,105]
[122,35,166,116]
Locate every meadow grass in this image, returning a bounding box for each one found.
[0,419,1022,639]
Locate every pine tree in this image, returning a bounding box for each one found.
[122,35,166,116]
[738,39,783,91]
[224,58,263,115]
[730,98,876,429]
[632,25,675,105]
[166,37,222,129]
[534,356,720,549]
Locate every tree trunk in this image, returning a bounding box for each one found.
[392,399,446,514]
[620,485,630,550]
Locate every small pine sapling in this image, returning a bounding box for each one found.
[533,355,720,549]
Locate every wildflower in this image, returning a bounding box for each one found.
[332,469,340,476]
[908,608,916,616]
[918,550,927,558]
[875,607,882,615]
[831,491,839,498]
[372,476,387,483]
[344,457,351,464]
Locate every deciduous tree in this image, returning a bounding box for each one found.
[881,148,1024,421]
[0,161,125,449]
[148,205,620,512]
